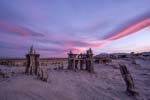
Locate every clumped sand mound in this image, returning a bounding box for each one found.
[0,59,150,100]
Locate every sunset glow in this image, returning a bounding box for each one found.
[0,0,150,57]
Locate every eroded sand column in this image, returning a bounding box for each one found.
[119,64,139,96]
[25,46,40,75]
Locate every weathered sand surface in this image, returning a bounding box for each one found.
[0,59,150,100]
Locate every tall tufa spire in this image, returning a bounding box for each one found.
[30,45,34,54]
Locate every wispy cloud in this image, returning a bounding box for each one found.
[0,22,44,37]
[0,0,150,57]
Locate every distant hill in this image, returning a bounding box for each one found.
[95,53,130,58]
[95,51,150,58]
[141,52,150,56]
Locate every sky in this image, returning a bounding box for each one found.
[0,0,150,58]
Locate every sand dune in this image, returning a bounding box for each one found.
[0,58,150,100]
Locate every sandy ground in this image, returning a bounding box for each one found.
[0,58,150,100]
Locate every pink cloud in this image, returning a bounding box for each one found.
[0,22,43,36]
[108,18,150,41]
[0,22,29,36]
[90,18,150,48]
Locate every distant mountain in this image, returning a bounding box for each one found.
[141,52,150,56]
[95,52,130,58]
[95,53,110,58]
[95,52,150,58]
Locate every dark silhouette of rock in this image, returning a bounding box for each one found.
[38,68,48,82]
[25,46,40,75]
[0,68,12,78]
[25,46,48,82]
[119,64,139,96]
[67,48,94,73]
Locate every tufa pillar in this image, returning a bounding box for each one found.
[119,64,139,96]
[86,48,94,73]
[25,46,40,75]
